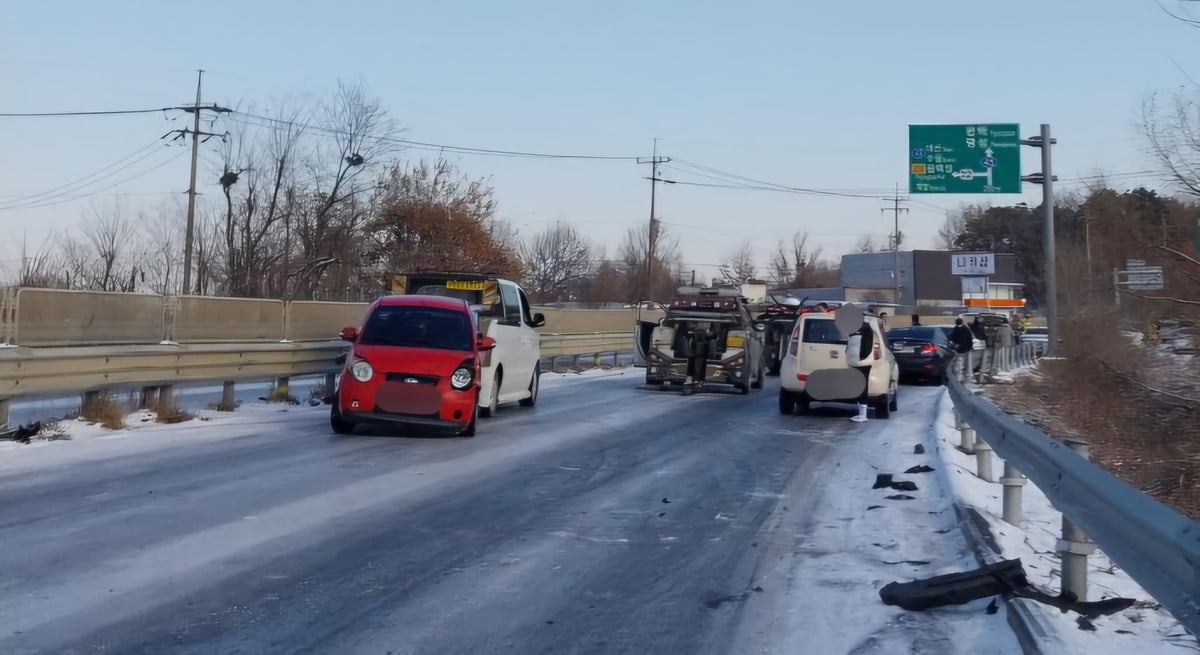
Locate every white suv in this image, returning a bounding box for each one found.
[778,311,899,418]
[397,274,544,417]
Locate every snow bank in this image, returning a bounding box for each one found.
[733,387,1021,654]
[0,401,328,472]
[930,389,1195,653]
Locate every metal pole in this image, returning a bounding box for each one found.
[1040,124,1058,358]
[1059,439,1096,601]
[1001,460,1026,524]
[182,70,203,296]
[220,381,236,411]
[0,397,9,431]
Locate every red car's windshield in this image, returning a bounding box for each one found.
[360,305,474,351]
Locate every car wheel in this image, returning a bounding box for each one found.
[480,372,500,418]
[330,399,355,435]
[874,395,891,419]
[751,363,764,390]
[778,389,795,415]
[519,367,539,407]
[889,386,899,412]
[796,393,811,414]
[460,401,478,437]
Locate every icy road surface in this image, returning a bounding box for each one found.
[0,373,1019,654]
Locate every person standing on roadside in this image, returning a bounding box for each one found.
[910,314,922,326]
[950,318,975,382]
[970,316,987,342]
[997,317,1015,354]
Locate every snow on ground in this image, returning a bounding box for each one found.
[539,366,634,389]
[0,401,330,473]
[0,367,638,471]
[930,388,1198,653]
[735,387,1022,655]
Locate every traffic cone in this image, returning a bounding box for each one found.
[851,403,869,423]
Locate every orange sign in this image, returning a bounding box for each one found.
[964,298,1026,308]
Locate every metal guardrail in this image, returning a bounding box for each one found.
[946,370,1200,637]
[0,332,632,428]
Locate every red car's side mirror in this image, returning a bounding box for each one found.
[479,335,497,350]
[340,326,359,342]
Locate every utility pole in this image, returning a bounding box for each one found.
[174,70,231,296]
[638,139,672,300]
[1021,124,1058,357]
[881,184,909,308]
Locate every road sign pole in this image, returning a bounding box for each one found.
[1020,125,1059,358]
[1039,124,1058,358]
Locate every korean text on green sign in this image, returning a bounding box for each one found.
[909,123,1021,194]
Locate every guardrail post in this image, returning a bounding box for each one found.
[81,390,101,421]
[219,382,236,412]
[1058,438,1097,601]
[139,386,159,410]
[1001,461,1026,524]
[594,352,601,369]
[274,376,290,402]
[958,416,976,454]
[156,385,175,415]
[975,434,996,482]
[0,397,9,431]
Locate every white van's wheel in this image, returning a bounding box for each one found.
[519,367,539,407]
[480,372,500,418]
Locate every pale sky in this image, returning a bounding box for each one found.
[1,0,1194,280]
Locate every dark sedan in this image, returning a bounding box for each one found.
[886,326,955,384]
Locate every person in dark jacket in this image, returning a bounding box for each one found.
[950,318,975,382]
[970,316,987,341]
[910,314,921,326]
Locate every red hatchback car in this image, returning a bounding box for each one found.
[330,295,496,437]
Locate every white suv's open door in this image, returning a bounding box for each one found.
[633,301,667,368]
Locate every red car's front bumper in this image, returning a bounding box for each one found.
[338,373,476,432]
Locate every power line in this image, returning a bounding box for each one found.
[669,159,889,199]
[0,139,174,210]
[0,107,177,117]
[228,111,641,161]
[0,150,187,211]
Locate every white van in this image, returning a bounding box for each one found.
[392,273,543,417]
[778,311,899,418]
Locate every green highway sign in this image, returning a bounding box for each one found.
[909,123,1021,194]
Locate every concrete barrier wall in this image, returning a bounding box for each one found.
[15,288,166,347]
[4,289,656,346]
[286,301,371,341]
[173,297,284,343]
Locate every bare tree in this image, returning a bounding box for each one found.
[719,240,757,283]
[937,211,966,249]
[855,234,881,253]
[77,202,138,291]
[768,231,825,287]
[139,201,184,294]
[520,222,593,302]
[1143,93,1200,199]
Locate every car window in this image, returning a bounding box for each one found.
[499,283,521,326]
[887,327,941,342]
[518,287,535,326]
[359,305,474,351]
[802,319,847,345]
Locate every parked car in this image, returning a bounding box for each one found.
[331,294,497,437]
[929,324,985,372]
[886,326,955,384]
[1020,326,1049,355]
[390,273,544,416]
[778,311,899,418]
